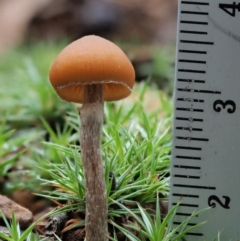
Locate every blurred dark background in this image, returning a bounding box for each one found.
[0,0,178,52]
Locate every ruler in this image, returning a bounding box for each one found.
[170,0,240,240]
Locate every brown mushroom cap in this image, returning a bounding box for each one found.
[49,35,135,103]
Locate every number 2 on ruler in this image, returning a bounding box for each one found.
[208,195,230,209]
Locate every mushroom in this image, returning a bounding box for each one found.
[49,35,135,241]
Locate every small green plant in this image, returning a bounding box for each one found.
[109,196,208,241]
[0,115,45,193]
[0,210,47,241]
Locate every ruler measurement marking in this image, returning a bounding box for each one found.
[175,231,204,236]
[177,97,204,102]
[174,184,216,190]
[177,88,221,94]
[174,232,203,237]
[177,79,205,84]
[181,11,209,15]
[178,69,206,73]
[174,174,201,179]
[181,1,209,5]
[180,40,214,45]
[176,107,204,112]
[175,146,202,150]
[180,30,208,35]
[176,127,203,131]
[179,59,206,64]
[174,165,201,170]
[172,203,199,207]
[174,222,198,226]
[173,193,199,198]
[176,136,209,141]
[179,49,207,54]
[185,232,203,236]
[194,80,205,83]
[175,117,203,122]
[176,155,201,160]
[174,231,204,236]
[176,212,193,216]
[180,21,208,25]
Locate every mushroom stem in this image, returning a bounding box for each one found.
[79,84,108,241]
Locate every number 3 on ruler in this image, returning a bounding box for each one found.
[213,100,236,113]
[208,195,230,209]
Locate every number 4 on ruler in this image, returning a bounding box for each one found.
[219,2,240,17]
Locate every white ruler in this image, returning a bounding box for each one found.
[170,0,240,240]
